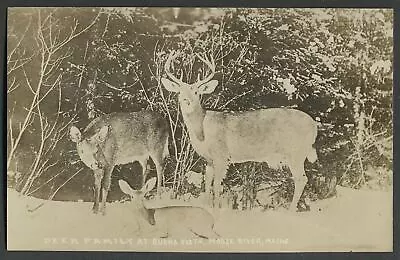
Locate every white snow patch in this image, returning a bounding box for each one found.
[7,186,392,252]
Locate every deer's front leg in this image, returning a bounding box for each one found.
[213,161,228,208]
[139,159,149,188]
[92,169,103,214]
[204,162,214,206]
[100,165,114,215]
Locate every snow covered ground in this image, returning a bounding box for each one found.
[7,186,392,252]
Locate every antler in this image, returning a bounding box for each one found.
[164,50,184,85]
[194,53,216,87]
[165,51,216,87]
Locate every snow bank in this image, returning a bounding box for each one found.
[7,186,392,252]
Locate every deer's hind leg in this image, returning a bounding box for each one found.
[288,159,308,212]
[190,224,220,239]
[150,150,165,196]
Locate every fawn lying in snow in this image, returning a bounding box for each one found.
[119,177,219,239]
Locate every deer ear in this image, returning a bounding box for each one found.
[161,78,180,93]
[95,125,109,143]
[197,80,218,94]
[142,177,157,194]
[119,180,135,196]
[70,126,82,143]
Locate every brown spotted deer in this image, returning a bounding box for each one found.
[70,111,169,215]
[119,177,219,238]
[161,51,318,211]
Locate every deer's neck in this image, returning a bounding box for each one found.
[140,199,155,225]
[181,103,206,143]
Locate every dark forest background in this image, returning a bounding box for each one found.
[7,8,393,210]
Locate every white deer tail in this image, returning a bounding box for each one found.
[307,146,318,163]
[307,122,318,163]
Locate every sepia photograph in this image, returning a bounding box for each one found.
[6,7,393,252]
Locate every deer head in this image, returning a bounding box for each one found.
[161,51,218,141]
[119,177,157,211]
[161,51,219,112]
[70,125,110,170]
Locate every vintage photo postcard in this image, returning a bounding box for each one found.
[6,7,393,252]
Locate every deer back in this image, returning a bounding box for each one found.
[196,108,317,165]
[72,111,169,169]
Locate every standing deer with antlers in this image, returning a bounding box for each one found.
[161,51,318,211]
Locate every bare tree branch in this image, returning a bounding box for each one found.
[7,16,32,64]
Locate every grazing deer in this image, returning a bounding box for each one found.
[119,177,219,239]
[161,51,318,211]
[70,111,169,215]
